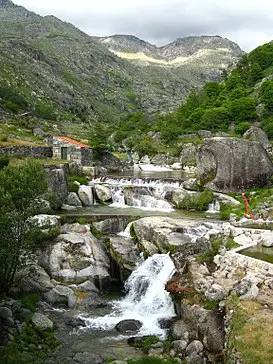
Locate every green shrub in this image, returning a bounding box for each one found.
[67,175,88,192]
[18,293,41,311]
[0,154,10,170]
[0,323,60,364]
[177,190,214,211]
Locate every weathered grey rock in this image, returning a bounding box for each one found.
[151,154,168,165]
[76,280,99,293]
[258,230,273,247]
[43,285,77,308]
[132,217,211,256]
[65,316,86,328]
[66,192,82,207]
[186,340,204,356]
[40,224,110,288]
[140,155,151,164]
[180,143,197,167]
[183,178,199,191]
[171,339,188,352]
[94,184,112,202]
[98,151,129,173]
[204,283,226,301]
[115,319,143,334]
[18,264,54,293]
[109,236,141,280]
[132,151,140,163]
[243,126,271,150]
[73,352,103,364]
[78,185,94,206]
[232,278,259,300]
[180,303,225,354]
[185,353,204,364]
[77,292,107,310]
[199,130,212,138]
[0,307,13,319]
[197,137,273,192]
[93,218,128,234]
[31,214,61,228]
[31,312,53,331]
[45,166,68,208]
[171,189,191,208]
[170,319,196,342]
[213,192,240,207]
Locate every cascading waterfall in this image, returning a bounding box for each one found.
[80,254,176,338]
[92,177,184,211]
[207,200,221,213]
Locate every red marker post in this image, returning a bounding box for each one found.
[242,193,254,219]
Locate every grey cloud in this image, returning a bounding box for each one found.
[15,0,273,51]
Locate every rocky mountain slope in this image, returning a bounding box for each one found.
[0,0,244,133]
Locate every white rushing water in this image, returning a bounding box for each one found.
[93,177,182,211]
[207,200,221,213]
[80,254,176,338]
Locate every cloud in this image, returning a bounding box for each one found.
[15,0,273,51]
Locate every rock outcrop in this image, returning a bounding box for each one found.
[197,137,273,192]
[39,223,110,288]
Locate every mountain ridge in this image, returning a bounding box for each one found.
[0,1,244,134]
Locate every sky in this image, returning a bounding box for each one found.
[14,0,273,52]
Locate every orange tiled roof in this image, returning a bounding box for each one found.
[56,136,91,148]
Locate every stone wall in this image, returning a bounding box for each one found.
[0,146,52,159]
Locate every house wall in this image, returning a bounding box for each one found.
[0,146,52,159]
[52,138,93,165]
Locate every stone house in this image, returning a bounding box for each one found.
[52,136,93,166]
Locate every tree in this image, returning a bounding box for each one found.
[0,160,47,294]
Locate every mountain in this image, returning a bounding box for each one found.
[0,1,244,135]
[96,34,243,64]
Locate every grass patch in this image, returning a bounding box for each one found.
[67,174,88,192]
[176,190,214,211]
[197,237,239,263]
[128,336,159,354]
[227,297,273,364]
[0,323,60,364]
[18,293,41,312]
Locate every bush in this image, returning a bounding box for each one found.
[0,154,9,170]
[177,190,214,211]
[0,323,59,363]
[67,175,88,192]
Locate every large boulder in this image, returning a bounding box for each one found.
[43,285,77,308]
[197,137,273,192]
[66,192,82,207]
[39,223,110,288]
[18,264,54,293]
[243,126,271,150]
[45,166,68,208]
[109,236,141,280]
[132,217,211,256]
[31,312,53,331]
[115,319,143,334]
[180,143,197,167]
[94,184,112,202]
[78,185,94,206]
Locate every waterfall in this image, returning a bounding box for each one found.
[207,200,221,213]
[92,177,184,211]
[80,254,176,338]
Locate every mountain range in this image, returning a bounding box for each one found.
[0,0,244,134]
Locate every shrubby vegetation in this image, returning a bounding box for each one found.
[0,160,47,294]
